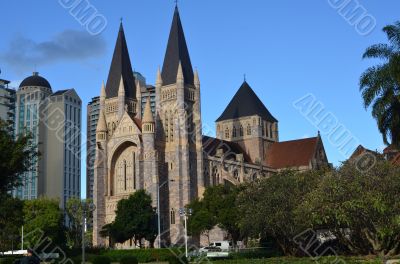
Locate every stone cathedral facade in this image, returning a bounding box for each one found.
[93,7,329,247]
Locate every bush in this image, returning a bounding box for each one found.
[91,256,111,264]
[0,257,16,264]
[119,256,138,264]
[166,255,188,264]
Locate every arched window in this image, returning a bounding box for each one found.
[247,124,252,135]
[123,160,127,191]
[225,128,230,139]
[165,111,169,142]
[170,209,176,225]
[233,170,239,181]
[212,166,218,186]
[170,110,174,142]
[269,123,273,139]
[239,125,244,137]
[232,126,237,138]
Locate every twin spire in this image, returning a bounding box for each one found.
[105,21,136,99]
[161,6,194,86]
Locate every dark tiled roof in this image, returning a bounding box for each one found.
[391,153,400,165]
[105,22,136,99]
[133,118,142,131]
[266,137,319,169]
[20,72,51,89]
[161,7,194,86]
[202,135,251,162]
[216,81,277,122]
[52,89,69,96]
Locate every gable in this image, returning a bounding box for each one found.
[112,112,141,139]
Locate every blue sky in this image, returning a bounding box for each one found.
[1,0,399,198]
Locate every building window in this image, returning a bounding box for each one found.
[170,110,174,142]
[123,160,127,191]
[165,111,169,142]
[170,209,176,225]
[232,126,237,138]
[247,124,251,135]
[269,123,273,139]
[239,125,244,137]
[225,128,230,139]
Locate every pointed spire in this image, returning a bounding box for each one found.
[161,6,194,86]
[143,97,154,124]
[96,108,107,133]
[156,66,163,86]
[177,61,184,82]
[100,81,106,99]
[118,75,125,96]
[105,22,136,99]
[194,68,200,86]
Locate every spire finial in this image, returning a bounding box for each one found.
[244,74,246,82]
[175,0,178,7]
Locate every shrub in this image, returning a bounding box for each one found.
[91,256,111,264]
[119,256,138,264]
[0,257,16,264]
[166,255,188,264]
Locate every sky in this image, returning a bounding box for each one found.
[1,0,399,198]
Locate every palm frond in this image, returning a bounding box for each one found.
[383,22,400,50]
[359,64,392,108]
[362,44,393,60]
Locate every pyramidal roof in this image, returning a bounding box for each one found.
[161,6,194,86]
[216,81,278,122]
[105,22,136,99]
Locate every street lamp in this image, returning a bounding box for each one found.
[179,208,193,258]
[71,201,95,264]
[157,180,174,248]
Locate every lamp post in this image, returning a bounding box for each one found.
[179,208,193,258]
[157,180,174,248]
[71,201,95,264]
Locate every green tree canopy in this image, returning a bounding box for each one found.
[360,21,400,147]
[186,198,215,243]
[65,198,93,248]
[23,198,65,250]
[237,170,324,256]
[0,195,24,252]
[298,161,400,256]
[101,190,157,247]
[188,184,243,244]
[0,120,38,194]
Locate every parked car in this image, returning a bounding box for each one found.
[209,241,233,252]
[199,246,221,253]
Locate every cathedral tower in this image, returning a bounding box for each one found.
[155,6,204,245]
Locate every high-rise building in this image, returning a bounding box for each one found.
[86,96,100,201]
[0,78,16,129]
[140,85,155,118]
[13,72,82,208]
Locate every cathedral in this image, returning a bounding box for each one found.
[93,6,329,247]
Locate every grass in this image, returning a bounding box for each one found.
[208,256,384,264]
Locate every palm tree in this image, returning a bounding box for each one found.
[360,21,400,147]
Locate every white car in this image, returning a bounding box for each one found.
[209,241,233,252]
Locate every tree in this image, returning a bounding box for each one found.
[299,161,400,256]
[65,198,93,248]
[23,198,66,250]
[237,170,324,256]
[196,184,243,244]
[0,120,38,194]
[0,195,23,252]
[102,190,157,247]
[360,21,400,147]
[186,199,215,244]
